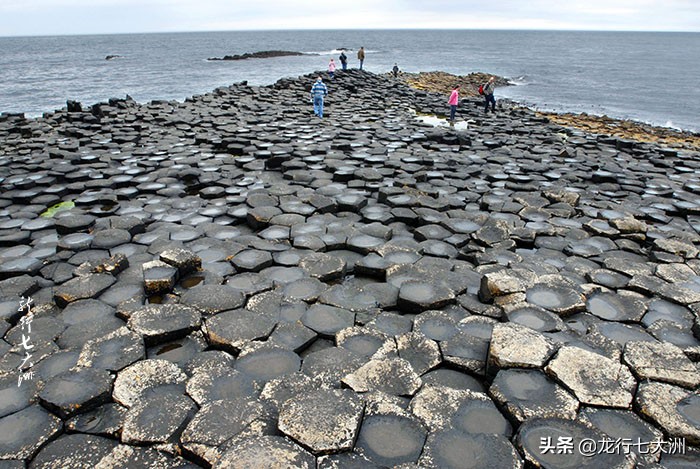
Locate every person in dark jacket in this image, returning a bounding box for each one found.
[339,51,347,71]
[483,76,496,113]
[392,63,399,78]
[358,47,365,70]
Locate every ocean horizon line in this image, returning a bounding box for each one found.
[2,27,699,40]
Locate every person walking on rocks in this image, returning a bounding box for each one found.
[483,76,497,113]
[310,76,328,118]
[448,84,460,122]
[328,58,336,79]
[358,47,365,70]
[339,51,348,71]
[392,63,400,78]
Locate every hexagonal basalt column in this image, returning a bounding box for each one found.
[546,346,635,408]
[278,388,364,454]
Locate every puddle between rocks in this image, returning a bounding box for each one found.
[412,110,471,131]
[677,394,700,426]
[180,276,204,289]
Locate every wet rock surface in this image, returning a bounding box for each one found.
[121,393,197,444]
[355,413,428,467]
[420,430,524,469]
[214,435,315,469]
[180,397,273,465]
[636,382,700,445]
[38,368,113,418]
[577,407,664,464]
[95,444,198,468]
[128,304,201,345]
[65,403,127,437]
[77,327,145,371]
[410,385,512,437]
[2,69,700,465]
[112,359,187,407]
[29,433,118,469]
[204,308,275,352]
[0,405,62,459]
[490,368,579,423]
[516,418,634,468]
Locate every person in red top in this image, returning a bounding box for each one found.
[448,84,460,122]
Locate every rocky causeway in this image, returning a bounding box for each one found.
[1,69,700,468]
[207,51,308,61]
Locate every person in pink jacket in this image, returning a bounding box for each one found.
[328,58,336,79]
[448,84,460,122]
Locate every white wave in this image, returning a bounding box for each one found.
[306,49,349,55]
[305,49,378,55]
[664,120,683,131]
[507,75,528,86]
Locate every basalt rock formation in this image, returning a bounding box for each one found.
[1,69,700,467]
[207,50,307,61]
[400,70,510,97]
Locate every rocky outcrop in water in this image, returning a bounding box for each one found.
[1,69,700,467]
[539,110,700,151]
[207,50,307,61]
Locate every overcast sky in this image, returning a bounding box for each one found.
[1,0,698,37]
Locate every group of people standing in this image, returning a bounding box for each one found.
[311,47,366,118]
[448,76,497,122]
[329,48,399,79]
[331,46,365,77]
[312,46,498,120]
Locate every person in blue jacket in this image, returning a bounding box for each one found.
[310,76,328,118]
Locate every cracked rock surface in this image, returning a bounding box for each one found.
[278,388,364,454]
[545,346,636,408]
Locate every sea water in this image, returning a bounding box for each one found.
[0,29,698,131]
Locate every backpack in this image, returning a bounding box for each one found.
[478,84,485,95]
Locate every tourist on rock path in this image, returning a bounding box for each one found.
[339,51,348,71]
[310,76,328,118]
[358,47,365,70]
[483,76,497,113]
[392,63,400,78]
[448,84,460,122]
[328,58,336,79]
